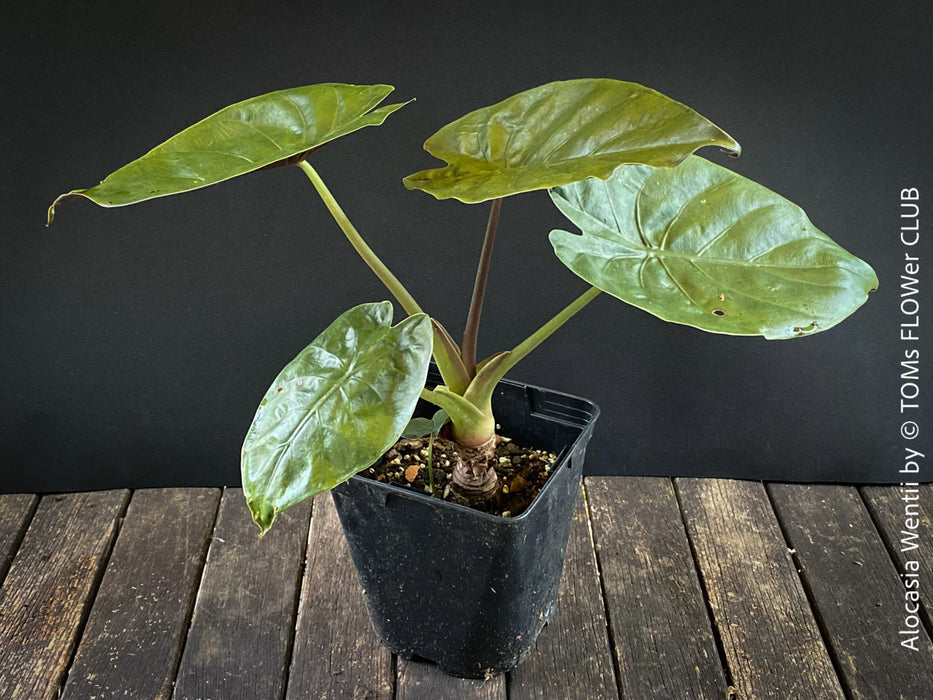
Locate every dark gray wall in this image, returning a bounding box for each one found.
[3,1,930,491]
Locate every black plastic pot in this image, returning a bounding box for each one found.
[331,374,599,678]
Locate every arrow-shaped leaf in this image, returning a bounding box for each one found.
[403,78,739,203]
[549,156,878,339]
[49,83,410,223]
[241,302,433,534]
[401,409,449,440]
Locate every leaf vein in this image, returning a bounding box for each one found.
[655,256,704,310]
[686,259,817,314]
[658,179,727,250]
[695,204,783,256]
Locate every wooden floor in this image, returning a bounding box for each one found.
[0,478,930,699]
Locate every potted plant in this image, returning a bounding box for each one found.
[48,79,877,677]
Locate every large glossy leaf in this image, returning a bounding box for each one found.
[241,302,432,534]
[48,83,410,223]
[549,157,878,339]
[402,78,739,204]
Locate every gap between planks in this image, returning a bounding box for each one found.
[0,494,39,586]
[675,478,845,699]
[0,490,130,700]
[172,488,311,700]
[61,488,221,700]
[768,483,933,698]
[588,476,730,699]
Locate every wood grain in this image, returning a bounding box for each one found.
[61,488,220,700]
[676,478,843,699]
[172,488,311,700]
[508,485,618,699]
[861,483,933,629]
[0,494,38,585]
[397,657,504,699]
[285,493,393,700]
[3,480,922,699]
[586,477,728,699]
[0,490,129,700]
[769,483,933,698]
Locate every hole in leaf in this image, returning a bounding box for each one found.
[712,309,727,317]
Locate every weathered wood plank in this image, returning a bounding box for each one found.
[861,483,933,629]
[769,483,933,698]
[507,486,617,699]
[61,488,220,700]
[585,477,727,699]
[285,493,393,700]
[0,494,38,585]
[0,490,129,700]
[397,657,504,699]
[173,488,311,700]
[676,478,843,699]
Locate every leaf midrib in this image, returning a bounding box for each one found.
[570,235,842,271]
[261,341,376,491]
[414,147,685,182]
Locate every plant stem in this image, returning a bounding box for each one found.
[496,286,602,379]
[461,197,502,376]
[298,160,423,316]
[426,435,436,493]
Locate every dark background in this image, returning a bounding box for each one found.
[3,1,930,492]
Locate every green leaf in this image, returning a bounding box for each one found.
[549,157,878,339]
[402,78,739,204]
[420,386,487,426]
[49,83,410,223]
[429,318,471,395]
[241,302,432,534]
[430,408,450,434]
[463,351,511,409]
[401,409,448,440]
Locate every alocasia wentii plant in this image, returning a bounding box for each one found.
[48,79,877,534]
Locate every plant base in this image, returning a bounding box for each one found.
[332,376,599,678]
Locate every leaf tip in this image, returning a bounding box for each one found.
[721,140,742,158]
[47,191,89,225]
[247,498,277,536]
[401,172,422,192]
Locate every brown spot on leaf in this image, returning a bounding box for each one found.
[792,321,820,335]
